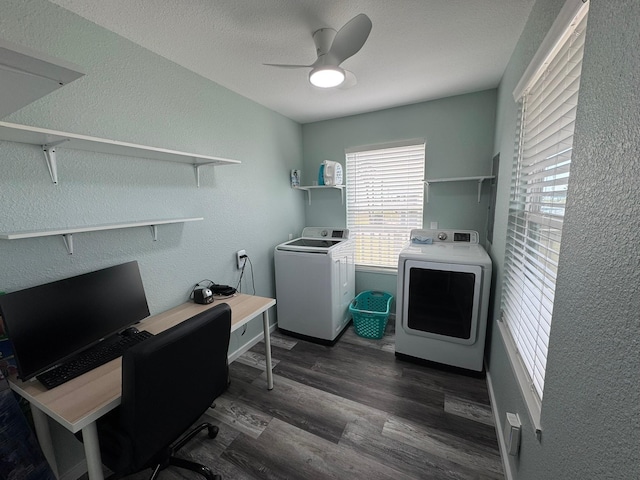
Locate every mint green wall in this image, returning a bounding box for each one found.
[1,1,303,475]
[488,0,639,478]
[301,90,497,294]
[0,0,303,319]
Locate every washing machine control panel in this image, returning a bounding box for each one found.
[301,227,350,239]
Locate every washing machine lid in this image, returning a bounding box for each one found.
[275,227,350,253]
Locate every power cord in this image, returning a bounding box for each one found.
[235,254,256,295]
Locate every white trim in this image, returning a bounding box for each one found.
[513,0,589,100]
[485,369,514,480]
[497,319,543,438]
[344,138,426,154]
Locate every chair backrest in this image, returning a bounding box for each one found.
[118,303,231,471]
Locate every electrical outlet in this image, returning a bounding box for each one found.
[236,249,247,269]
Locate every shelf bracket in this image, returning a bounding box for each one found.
[42,139,69,185]
[62,233,73,255]
[477,178,484,203]
[43,146,58,185]
[150,225,158,241]
[194,165,201,187]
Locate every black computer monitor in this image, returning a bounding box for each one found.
[0,261,150,381]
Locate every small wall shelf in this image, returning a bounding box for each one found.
[0,217,203,254]
[0,122,240,186]
[424,176,495,203]
[294,185,345,205]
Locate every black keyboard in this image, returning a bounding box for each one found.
[37,330,154,389]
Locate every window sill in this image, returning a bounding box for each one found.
[497,319,543,440]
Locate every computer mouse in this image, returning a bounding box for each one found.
[122,326,140,337]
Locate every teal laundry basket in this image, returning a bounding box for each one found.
[349,291,393,339]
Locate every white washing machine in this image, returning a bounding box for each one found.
[395,229,492,372]
[274,227,355,344]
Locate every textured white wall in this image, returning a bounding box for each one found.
[489,0,640,478]
[0,1,304,475]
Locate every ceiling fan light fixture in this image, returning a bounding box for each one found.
[309,66,345,88]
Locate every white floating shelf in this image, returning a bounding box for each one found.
[424,176,495,203]
[0,217,203,254]
[0,121,240,186]
[293,185,345,205]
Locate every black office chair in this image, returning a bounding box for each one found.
[94,304,231,480]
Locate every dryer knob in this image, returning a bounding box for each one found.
[437,232,448,241]
[321,229,328,237]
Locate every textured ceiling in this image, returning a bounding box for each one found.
[47,0,535,124]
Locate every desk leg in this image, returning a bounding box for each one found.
[82,422,104,480]
[30,405,59,478]
[262,310,274,390]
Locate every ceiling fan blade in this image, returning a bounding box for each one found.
[263,63,312,69]
[326,14,372,65]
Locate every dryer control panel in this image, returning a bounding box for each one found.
[410,229,478,244]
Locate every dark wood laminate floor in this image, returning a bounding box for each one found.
[105,324,503,480]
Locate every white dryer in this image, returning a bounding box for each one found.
[396,229,492,372]
[274,227,355,344]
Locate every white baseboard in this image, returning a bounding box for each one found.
[485,368,514,480]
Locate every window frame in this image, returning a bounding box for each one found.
[499,0,589,437]
[345,140,426,271]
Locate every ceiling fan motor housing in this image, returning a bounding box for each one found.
[313,28,337,59]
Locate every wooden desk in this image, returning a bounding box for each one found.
[8,293,276,480]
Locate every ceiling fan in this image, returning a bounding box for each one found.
[265,13,372,89]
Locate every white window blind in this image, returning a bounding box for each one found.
[502,3,588,401]
[346,142,425,269]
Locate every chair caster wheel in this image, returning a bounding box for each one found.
[207,425,219,439]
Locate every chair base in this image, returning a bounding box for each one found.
[148,422,221,480]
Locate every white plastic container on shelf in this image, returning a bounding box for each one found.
[318,160,343,186]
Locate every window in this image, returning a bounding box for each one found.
[501,0,589,405]
[346,141,425,269]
